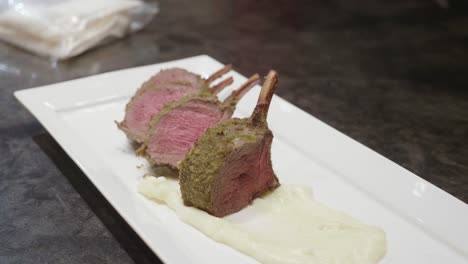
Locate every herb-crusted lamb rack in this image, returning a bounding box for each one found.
[179,70,280,217]
[138,74,260,171]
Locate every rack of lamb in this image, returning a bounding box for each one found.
[138,74,260,171]
[179,70,280,217]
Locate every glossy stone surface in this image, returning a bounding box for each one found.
[0,0,467,263]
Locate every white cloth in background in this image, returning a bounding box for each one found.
[0,0,157,59]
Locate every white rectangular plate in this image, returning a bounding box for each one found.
[15,55,468,263]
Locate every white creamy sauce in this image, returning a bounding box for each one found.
[138,176,386,264]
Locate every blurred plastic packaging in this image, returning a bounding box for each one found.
[0,0,158,60]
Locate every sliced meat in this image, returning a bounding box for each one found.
[179,70,280,217]
[145,68,203,88]
[142,98,231,169]
[140,74,260,170]
[117,65,232,143]
[118,83,197,143]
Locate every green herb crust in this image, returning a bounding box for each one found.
[179,118,266,211]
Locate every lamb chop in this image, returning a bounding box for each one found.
[139,74,260,171]
[179,70,280,217]
[117,65,233,143]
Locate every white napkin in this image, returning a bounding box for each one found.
[0,0,157,59]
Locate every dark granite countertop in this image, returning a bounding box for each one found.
[1,0,467,263]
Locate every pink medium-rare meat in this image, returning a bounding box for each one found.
[119,84,195,143]
[143,67,234,93]
[211,129,276,216]
[146,68,202,88]
[140,74,260,170]
[179,70,280,217]
[117,65,233,143]
[143,98,231,168]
